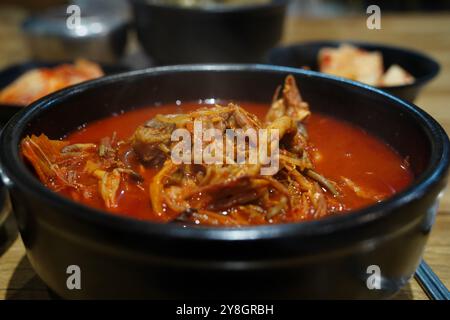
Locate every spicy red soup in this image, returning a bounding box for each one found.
[63,103,412,221]
[21,76,413,226]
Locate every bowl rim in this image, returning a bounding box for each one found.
[267,40,441,90]
[0,64,448,241]
[130,0,288,13]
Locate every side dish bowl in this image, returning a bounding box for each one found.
[267,41,441,102]
[0,65,448,299]
[0,61,130,110]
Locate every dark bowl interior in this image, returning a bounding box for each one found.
[0,65,448,299]
[131,0,287,65]
[267,41,440,102]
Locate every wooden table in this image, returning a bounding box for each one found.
[0,7,449,299]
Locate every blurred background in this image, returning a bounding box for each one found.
[1,0,450,68]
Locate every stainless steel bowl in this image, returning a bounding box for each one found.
[22,3,129,63]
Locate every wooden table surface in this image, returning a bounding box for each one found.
[0,7,449,299]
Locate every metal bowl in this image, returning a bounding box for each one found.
[22,5,129,64]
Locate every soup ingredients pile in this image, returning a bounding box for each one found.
[0,59,103,106]
[21,75,399,226]
[319,44,414,87]
[131,76,340,225]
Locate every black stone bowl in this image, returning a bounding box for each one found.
[267,41,441,102]
[0,65,448,299]
[131,0,287,65]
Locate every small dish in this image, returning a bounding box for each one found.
[0,61,130,120]
[267,40,440,101]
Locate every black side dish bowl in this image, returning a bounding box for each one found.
[0,61,130,90]
[0,65,448,299]
[267,40,441,102]
[0,61,130,116]
[131,0,288,64]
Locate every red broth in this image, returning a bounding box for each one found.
[66,102,413,222]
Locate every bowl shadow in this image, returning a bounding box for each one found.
[5,255,50,300]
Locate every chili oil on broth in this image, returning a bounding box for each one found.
[64,102,413,223]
